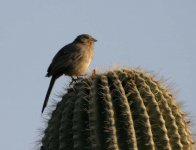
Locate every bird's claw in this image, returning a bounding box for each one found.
[69,76,83,86]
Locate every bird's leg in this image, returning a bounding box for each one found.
[76,76,84,80]
[69,75,87,86]
[69,76,82,86]
[69,77,75,86]
[70,76,77,84]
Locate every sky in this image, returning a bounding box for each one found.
[0,0,196,149]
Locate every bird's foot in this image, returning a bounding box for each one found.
[70,77,77,85]
[69,76,83,86]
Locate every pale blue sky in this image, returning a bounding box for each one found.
[0,1,195,149]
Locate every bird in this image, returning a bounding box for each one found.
[42,34,97,113]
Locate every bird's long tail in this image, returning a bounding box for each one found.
[42,76,56,113]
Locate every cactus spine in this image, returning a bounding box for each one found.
[41,69,194,150]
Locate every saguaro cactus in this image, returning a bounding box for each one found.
[40,68,194,150]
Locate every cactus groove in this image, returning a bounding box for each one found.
[40,68,194,150]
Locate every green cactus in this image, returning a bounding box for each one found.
[40,68,194,150]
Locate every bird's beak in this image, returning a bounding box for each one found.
[92,38,97,42]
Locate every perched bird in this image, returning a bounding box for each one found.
[42,34,97,113]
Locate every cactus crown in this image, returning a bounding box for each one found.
[40,68,194,150]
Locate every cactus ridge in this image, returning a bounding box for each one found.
[41,68,194,150]
[140,73,183,149]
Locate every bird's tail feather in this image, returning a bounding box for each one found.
[42,76,56,113]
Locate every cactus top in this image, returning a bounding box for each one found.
[40,68,194,150]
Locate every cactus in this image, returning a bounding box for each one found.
[40,68,194,150]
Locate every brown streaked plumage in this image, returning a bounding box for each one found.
[42,34,97,113]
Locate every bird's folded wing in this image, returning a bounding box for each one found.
[48,44,83,75]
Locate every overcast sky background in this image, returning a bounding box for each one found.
[0,1,195,149]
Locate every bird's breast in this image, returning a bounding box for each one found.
[68,47,93,76]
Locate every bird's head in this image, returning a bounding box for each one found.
[74,34,97,45]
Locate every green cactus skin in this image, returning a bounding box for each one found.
[40,69,194,150]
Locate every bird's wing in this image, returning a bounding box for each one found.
[47,43,83,76]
